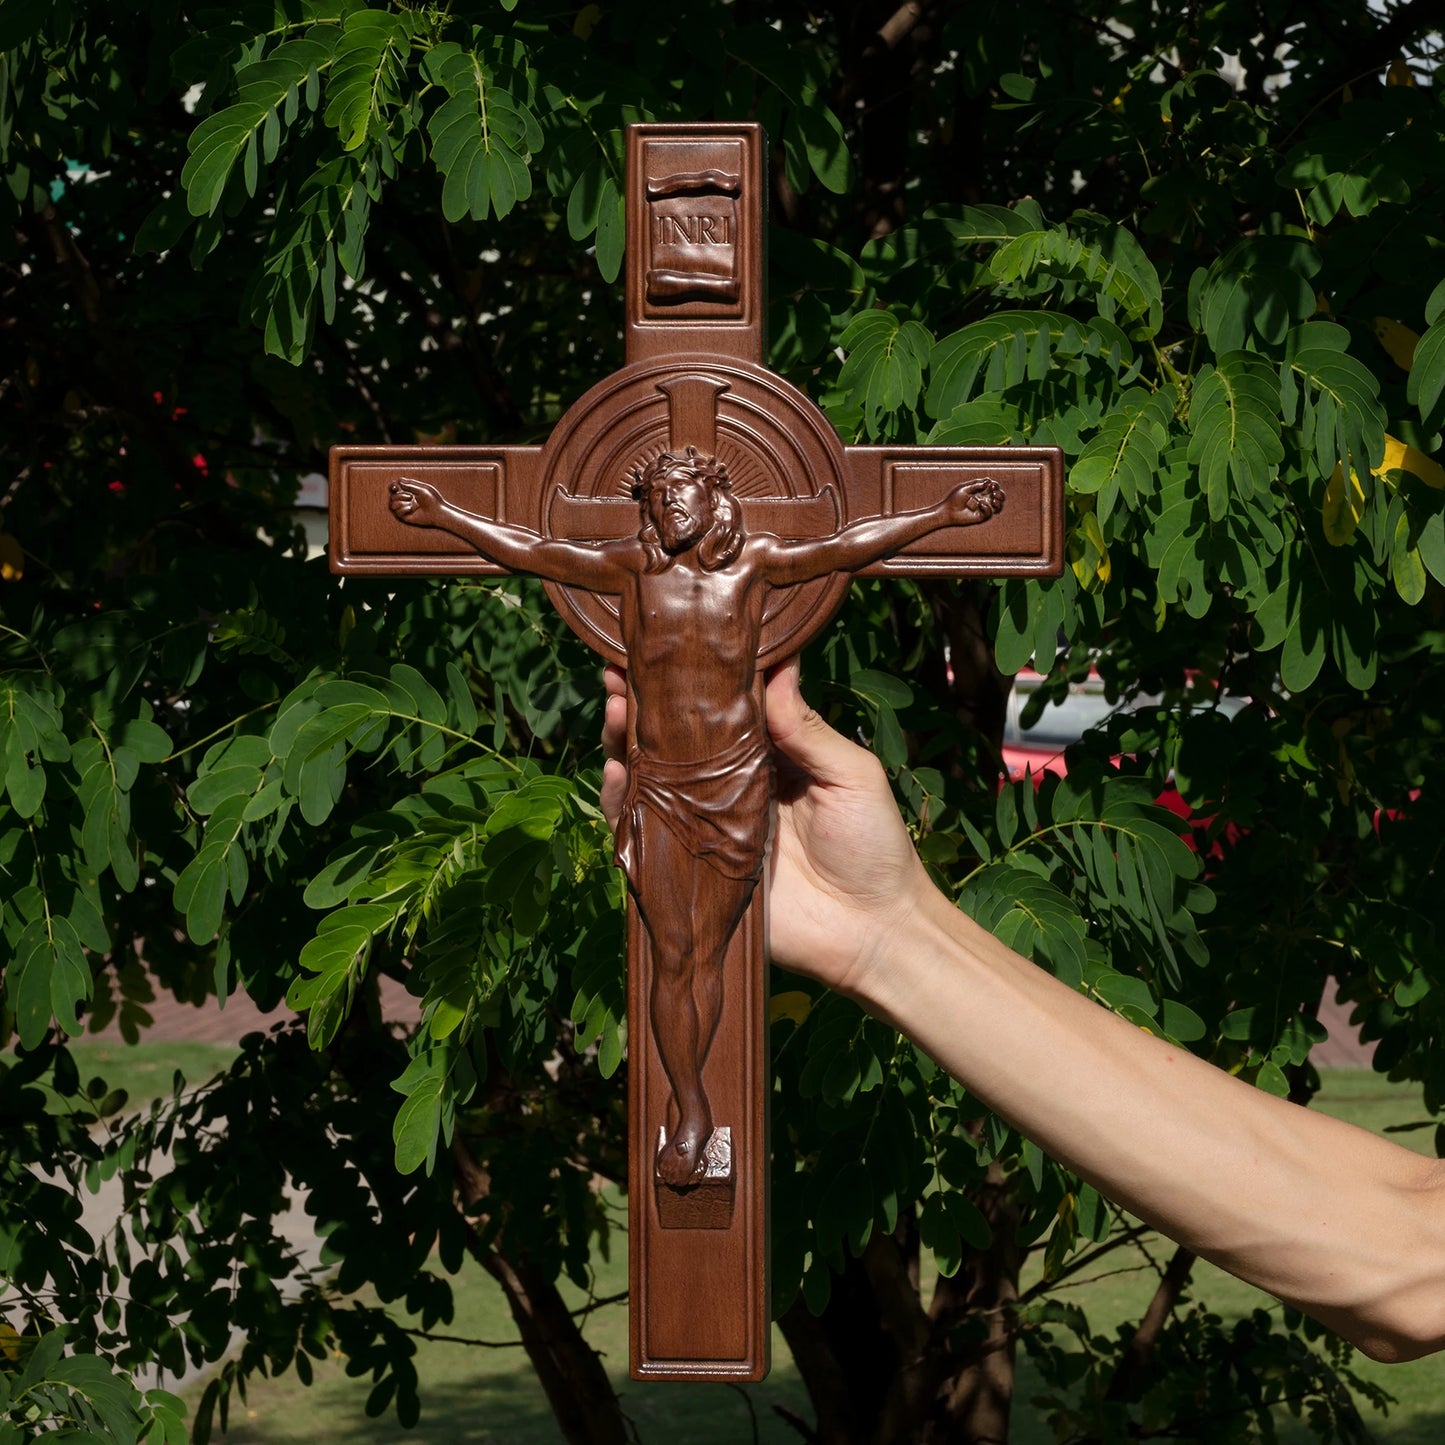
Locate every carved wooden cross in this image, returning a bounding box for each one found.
[330,123,1063,1382]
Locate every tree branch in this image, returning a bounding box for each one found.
[451,1135,628,1445]
[1105,1245,1197,1403]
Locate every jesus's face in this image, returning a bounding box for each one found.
[648,469,713,553]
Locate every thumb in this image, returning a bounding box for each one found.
[764,658,875,788]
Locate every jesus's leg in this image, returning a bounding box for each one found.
[685,859,754,1107]
[635,823,756,1187]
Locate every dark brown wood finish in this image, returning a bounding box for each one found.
[330,122,1064,1382]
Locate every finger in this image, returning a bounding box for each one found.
[600,758,626,832]
[599,675,629,832]
[601,665,628,762]
[764,657,876,788]
[602,690,628,763]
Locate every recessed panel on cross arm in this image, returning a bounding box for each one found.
[849,448,1066,577]
[330,452,532,572]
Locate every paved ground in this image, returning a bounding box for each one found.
[1312,981,1376,1068]
[92,975,418,1045]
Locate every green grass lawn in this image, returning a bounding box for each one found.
[70,1061,1415,1441]
[193,1216,813,1445]
[63,1040,240,1109]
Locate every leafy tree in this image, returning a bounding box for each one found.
[3,1,1444,1441]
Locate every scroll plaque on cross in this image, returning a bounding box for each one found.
[330,122,1064,1381]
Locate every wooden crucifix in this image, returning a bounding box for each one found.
[329,122,1063,1382]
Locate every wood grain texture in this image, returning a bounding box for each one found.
[329,120,1064,1382]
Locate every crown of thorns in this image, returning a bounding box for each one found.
[629,445,733,501]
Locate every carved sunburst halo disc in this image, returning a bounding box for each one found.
[537,357,853,668]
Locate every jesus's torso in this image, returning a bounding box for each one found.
[621,545,768,763]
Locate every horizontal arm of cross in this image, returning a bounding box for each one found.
[331,445,1063,580]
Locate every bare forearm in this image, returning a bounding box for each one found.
[856,889,1445,1362]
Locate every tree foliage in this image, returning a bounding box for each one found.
[3,1,1445,1441]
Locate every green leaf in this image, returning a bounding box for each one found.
[174,847,230,944]
[324,9,409,152]
[1095,971,1157,1017]
[850,669,913,711]
[1071,387,1175,520]
[594,174,624,283]
[393,1074,443,1174]
[46,917,91,1036]
[1282,321,1388,482]
[13,919,55,1048]
[444,662,479,736]
[1393,511,1427,604]
[391,1047,457,1175]
[838,311,932,437]
[1187,353,1283,521]
[390,663,445,725]
[180,38,335,217]
[1279,591,1328,692]
[1418,507,1445,585]
[1408,319,1445,429]
[251,153,377,363]
[566,160,604,240]
[938,203,1047,245]
[186,765,262,816]
[926,312,1133,419]
[919,1190,992,1277]
[4,724,45,816]
[989,211,1162,335]
[1197,238,1319,353]
[927,396,1024,446]
[993,577,1067,675]
[1161,999,1206,1042]
[425,49,538,222]
[181,103,268,216]
[119,716,171,763]
[134,190,194,256]
[789,103,849,193]
[298,743,347,825]
[304,844,381,908]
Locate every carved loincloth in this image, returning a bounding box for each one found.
[615,730,772,888]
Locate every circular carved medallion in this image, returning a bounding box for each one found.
[536,357,852,668]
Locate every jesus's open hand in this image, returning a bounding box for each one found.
[389,478,447,527]
[945,477,1006,526]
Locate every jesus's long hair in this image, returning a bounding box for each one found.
[630,446,745,574]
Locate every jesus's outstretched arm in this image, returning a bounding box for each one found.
[388,479,637,593]
[761,477,1005,586]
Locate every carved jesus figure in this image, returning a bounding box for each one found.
[387,451,1005,1187]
